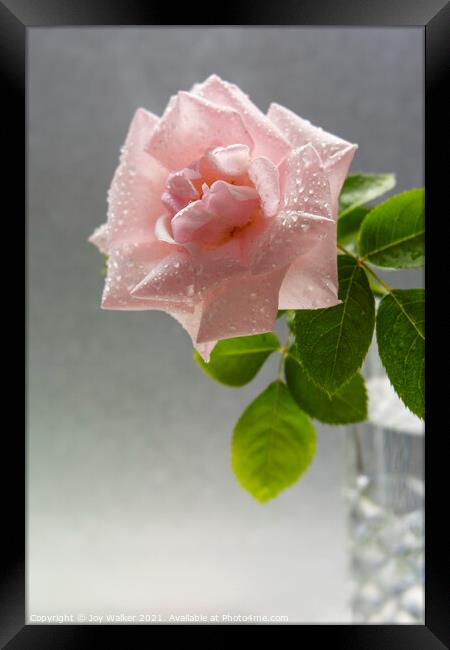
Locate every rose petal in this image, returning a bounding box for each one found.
[134,235,246,306]
[88,223,109,255]
[101,240,189,311]
[167,166,201,200]
[278,231,340,310]
[196,266,288,344]
[203,180,259,219]
[278,146,338,307]
[191,238,247,297]
[205,144,250,177]
[280,144,333,219]
[244,145,334,274]
[170,200,213,244]
[248,156,280,217]
[268,102,357,214]
[130,250,196,304]
[193,75,290,165]
[324,147,358,215]
[246,210,335,275]
[146,91,254,170]
[171,181,259,245]
[104,108,169,253]
[167,306,216,361]
[154,213,177,244]
[161,191,187,215]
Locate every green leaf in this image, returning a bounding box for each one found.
[232,381,316,502]
[277,309,287,319]
[101,254,108,277]
[293,255,375,393]
[194,333,280,387]
[376,289,425,419]
[286,310,296,331]
[337,206,369,245]
[358,188,425,268]
[285,353,367,424]
[339,173,396,216]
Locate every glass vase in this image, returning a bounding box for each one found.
[345,335,424,623]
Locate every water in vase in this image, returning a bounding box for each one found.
[346,359,424,623]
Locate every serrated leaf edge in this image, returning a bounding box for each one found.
[284,353,368,425]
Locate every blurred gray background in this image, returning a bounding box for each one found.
[28,27,423,623]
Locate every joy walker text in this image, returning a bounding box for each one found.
[30,613,289,624]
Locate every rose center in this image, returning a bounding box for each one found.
[157,147,261,247]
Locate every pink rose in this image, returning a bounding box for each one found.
[89,75,357,360]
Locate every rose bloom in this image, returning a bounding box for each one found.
[90,75,357,360]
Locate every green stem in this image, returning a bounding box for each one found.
[361,263,392,295]
[337,243,392,295]
[336,242,356,258]
[277,330,294,381]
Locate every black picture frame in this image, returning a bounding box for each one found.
[6,0,448,646]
